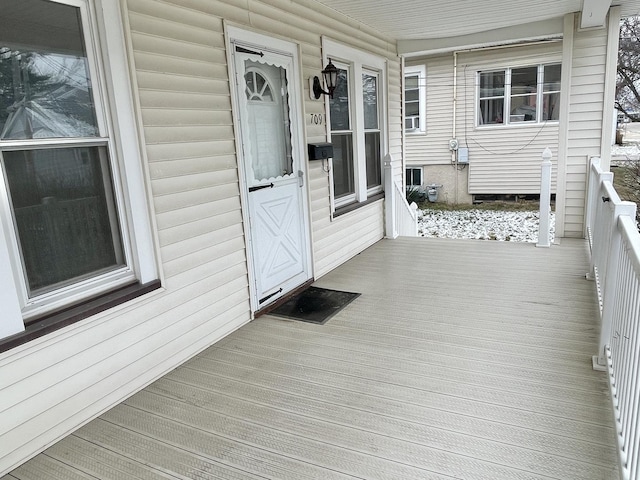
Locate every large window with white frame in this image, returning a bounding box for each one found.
[0,0,157,336]
[477,63,561,126]
[325,40,386,211]
[404,65,426,133]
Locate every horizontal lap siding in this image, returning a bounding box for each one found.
[563,22,608,237]
[405,56,453,166]
[406,44,562,194]
[0,0,400,475]
[462,46,562,194]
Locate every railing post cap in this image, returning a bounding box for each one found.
[542,147,552,163]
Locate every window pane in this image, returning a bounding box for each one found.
[510,67,538,95]
[479,98,504,124]
[405,90,419,102]
[3,146,124,295]
[0,0,99,139]
[543,64,561,92]
[406,102,419,116]
[363,73,378,130]
[406,168,421,186]
[365,131,381,189]
[479,71,504,98]
[510,94,537,122]
[330,68,350,131]
[509,66,538,122]
[331,133,354,198]
[405,75,419,89]
[543,92,560,120]
[412,168,421,186]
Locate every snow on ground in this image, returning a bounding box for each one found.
[612,144,640,158]
[417,208,555,243]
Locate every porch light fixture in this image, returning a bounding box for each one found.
[312,59,338,99]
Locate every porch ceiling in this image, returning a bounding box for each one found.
[313,0,640,41]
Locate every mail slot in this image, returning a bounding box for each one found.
[308,142,333,160]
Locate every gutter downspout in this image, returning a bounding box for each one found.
[401,55,406,191]
[452,51,458,203]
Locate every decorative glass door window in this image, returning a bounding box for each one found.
[243,63,293,182]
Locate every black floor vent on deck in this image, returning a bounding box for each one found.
[269,286,360,325]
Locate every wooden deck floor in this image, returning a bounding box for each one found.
[4,237,618,479]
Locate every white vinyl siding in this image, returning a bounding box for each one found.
[405,55,453,166]
[405,56,452,167]
[405,43,562,194]
[0,0,402,474]
[561,16,611,237]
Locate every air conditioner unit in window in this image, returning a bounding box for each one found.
[405,116,420,131]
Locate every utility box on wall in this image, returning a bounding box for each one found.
[308,143,333,160]
[457,147,469,164]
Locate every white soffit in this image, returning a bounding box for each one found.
[398,18,564,57]
[312,0,640,41]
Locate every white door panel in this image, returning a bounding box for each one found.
[233,45,311,309]
[249,179,306,297]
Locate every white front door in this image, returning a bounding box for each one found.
[232,42,312,311]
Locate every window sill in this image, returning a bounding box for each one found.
[0,280,161,354]
[333,192,384,218]
[475,121,559,130]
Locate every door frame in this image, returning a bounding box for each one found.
[225,24,313,314]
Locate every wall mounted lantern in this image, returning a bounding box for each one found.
[312,59,338,99]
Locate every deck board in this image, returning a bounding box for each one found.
[4,237,619,479]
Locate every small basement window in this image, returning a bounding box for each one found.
[406,167,423,187]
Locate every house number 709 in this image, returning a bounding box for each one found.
[309,114,325,125]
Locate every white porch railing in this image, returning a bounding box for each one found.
[587,157,640,480]
[384,154,418,238]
